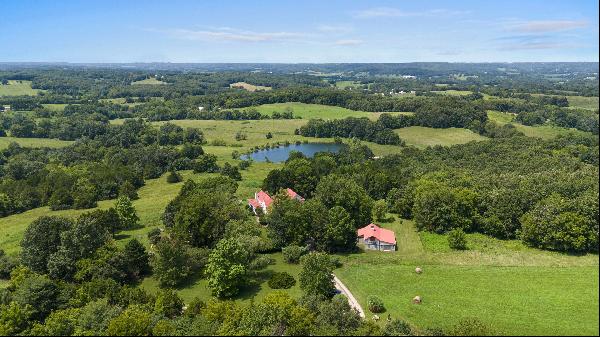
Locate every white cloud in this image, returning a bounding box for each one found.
[508,20,588,33]
[157,28,308,43]
[353,7,469,19]
[317,24,354,34]
[334,39,364,46]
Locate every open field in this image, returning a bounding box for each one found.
[395,126,487,148]
[0,80,43,96]
[242,102,412,120]
[567,95,599,110]
[334,80,364,89]
[487,110,592,140]
[113,118,406,158]
[41,103,69,111]
[230,81,272,91]
[0,136,73,149]
[431,89,473,96]
[336,218,599,335]
[131,77,167,85]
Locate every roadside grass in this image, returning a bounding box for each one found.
[131,78,167,85]
[395,126,487,148]
[487,110,592,140]
[0,80,43,96]
[241,102,412,120]
[229,82,272,92]
[0,136,73,150]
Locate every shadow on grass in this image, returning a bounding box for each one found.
[377,216,396,223]
[236,269,276,301]
[114,233,131,240]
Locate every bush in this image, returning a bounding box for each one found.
[448,228,468,250]
[147,228,162,245]
[367,295,385,313]
[166,171,182,184]
[282,245,308,264]
[448,317,493,336]
[383,319,412,336]
[267,272,296,289]
[0,250,17,279]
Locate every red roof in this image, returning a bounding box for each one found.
[286,188,305,201]
[256,190,273,208]
[249,189,304,211]
[248,198,260,208]
[357,224,396,245]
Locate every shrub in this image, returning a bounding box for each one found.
[282,245,308,264]
[448,317,493,336]
[383,319,412,336]
[166,171,182,184]
[367,295,385,313]
[448,228,468,250]
[267,272,296,289]
[0,250,16,279]
[147,228,162,245]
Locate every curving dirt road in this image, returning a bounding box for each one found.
[333,274,365,318]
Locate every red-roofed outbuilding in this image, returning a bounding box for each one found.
[357,223,396,251]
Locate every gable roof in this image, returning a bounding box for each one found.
[286,188,305,201]
[357,223,396,245]
[256,190,274,208]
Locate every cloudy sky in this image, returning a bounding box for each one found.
[1,0,598,62]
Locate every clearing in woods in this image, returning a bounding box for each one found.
[229,81,272,91]
[0,80,43,96]
[131,77,168,85]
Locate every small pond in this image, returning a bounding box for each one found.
[243,143,345,163]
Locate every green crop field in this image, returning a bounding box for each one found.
[0,80,43,96]
[0,136,73,149]
[487,110,591,140]
[336,218,599,335]
[131,77,168,85]
[395,126,487,148]
[242,102,412,120]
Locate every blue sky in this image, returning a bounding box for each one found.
[1,0,598,63]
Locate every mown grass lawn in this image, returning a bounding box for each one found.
[140,253,302,304]
[337,218,599,335]
[0,80,43,96]
[337,264,599,335]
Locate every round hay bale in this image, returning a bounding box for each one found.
[415,267,423,274]
[413,296,422,304]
